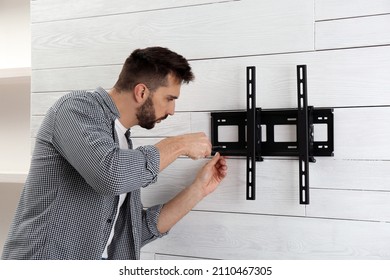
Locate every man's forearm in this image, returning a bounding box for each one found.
[154,136,186,172]
[154,141,225,234]
[156,182,203,234]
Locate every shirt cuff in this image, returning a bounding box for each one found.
[136,145,160,186]
[146,204,169,238]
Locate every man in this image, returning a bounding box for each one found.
[2,47,227,260]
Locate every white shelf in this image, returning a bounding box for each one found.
[0,173,28,184]
[0,67,31,79]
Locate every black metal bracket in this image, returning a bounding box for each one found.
[211,65,334,204]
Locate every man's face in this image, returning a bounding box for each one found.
[136,74,181,130]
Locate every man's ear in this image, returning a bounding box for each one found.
[133,84,147,103]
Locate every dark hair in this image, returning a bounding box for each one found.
[114,47,194,92]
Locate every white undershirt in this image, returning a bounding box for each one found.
[101,119,128,259]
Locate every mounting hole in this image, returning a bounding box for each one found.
[218,125,239,142]
[314,124,328,141]
[261,125,267,142]
[274,125,297,142]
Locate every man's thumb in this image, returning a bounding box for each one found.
[209,152,220,165]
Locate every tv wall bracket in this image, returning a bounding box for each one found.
[211,65,334,204]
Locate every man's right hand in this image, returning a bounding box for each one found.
[154,132,212,172]
[178,132,212,160]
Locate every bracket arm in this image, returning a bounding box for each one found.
[297,65,310,204]
[246,66,256,200]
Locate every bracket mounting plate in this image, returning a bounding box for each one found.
[210,65,334,204]
[211,108,334,158]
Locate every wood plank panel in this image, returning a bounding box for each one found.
[33,109,235,139]
[139,252,155,260]
[154,254,206,260]
[32,46,390,110]
[28,135,390,190]
[141,157,390,221]
[308,189,390,222]
[335,107,390,160]
[30,112,191,138]
[311,159,390,192]
[31,92,67,116]
[316,14,390,50]
[31,0,314,69]
[30,116,42,138]
[133,139,390,193]
[142,158,305,217]
[27,135,390,221]
[31,0,230,22]
[142,211,390,259]
[32,65,121,93]
[315,0,390,21]
[140,252,208,260]
[31,107,390,160]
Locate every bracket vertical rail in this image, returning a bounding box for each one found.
[297,65,310,204]
[246,66,256,200]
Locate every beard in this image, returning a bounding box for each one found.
[136,96,168,130]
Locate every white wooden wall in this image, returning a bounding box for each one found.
[31,0,390,259]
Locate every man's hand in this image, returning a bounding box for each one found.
[180,132,212,160]
[155,132,212,172]
[193,152,227,197]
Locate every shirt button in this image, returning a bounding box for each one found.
[107,219,112,223]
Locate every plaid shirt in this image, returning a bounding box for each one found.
[2,87,165,260]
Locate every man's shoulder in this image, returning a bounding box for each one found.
[51,89,102,112]
[46,88,115,126]
[58,89,93,104]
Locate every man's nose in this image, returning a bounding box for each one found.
[167,101,175,115]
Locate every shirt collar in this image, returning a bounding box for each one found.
[94,87,120,118]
